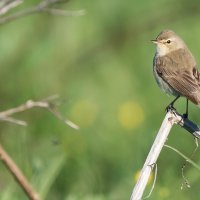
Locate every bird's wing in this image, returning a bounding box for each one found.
[156,54,200,105]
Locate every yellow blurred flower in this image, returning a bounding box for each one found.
[118,101,144,130]
[134,170,153,185]
[159,187,170,198]
[71,100,98,127]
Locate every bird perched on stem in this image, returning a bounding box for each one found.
[152,30,200,118]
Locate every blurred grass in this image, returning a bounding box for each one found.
[0,0,200,199]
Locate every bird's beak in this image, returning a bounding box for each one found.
[151,39,158,44]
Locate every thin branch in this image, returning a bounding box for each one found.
[43,8,86,16]
[130,108,200,200]
[0,0,59,24]
[165,144,200,190]
[0,0,85,25]
[0,95,79,200]
[164,144,200,171]
[1,116,27,126]
[0,0,23,15]
[47,105,79,130]
[0,95,79,130]
[0,144,40,200]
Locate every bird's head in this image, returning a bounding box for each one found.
[152,30,186,56]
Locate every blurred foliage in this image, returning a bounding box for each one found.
[0,0,200,199]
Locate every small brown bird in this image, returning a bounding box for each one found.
[152,30,200,117]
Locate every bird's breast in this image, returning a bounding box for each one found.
[153,55,180,97]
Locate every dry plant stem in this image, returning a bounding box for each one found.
[0,0,23,15]
[130,111,175,200]
[0,0,61,24]
[130,109,200,200]
[0,96,78,200]
[0,95,79,129]
[164,144,200,171]
[0,144,40,200]
[0,0,84,25]
[0,98,50,126]
[174,113,200,138]
[43,8,86,16]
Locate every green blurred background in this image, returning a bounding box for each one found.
[0,0,200,199]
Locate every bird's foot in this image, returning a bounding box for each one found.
[182,113,188,119]
[165,104,176,112]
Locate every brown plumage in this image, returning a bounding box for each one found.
[155,49,200,105]
[152,30,200,110]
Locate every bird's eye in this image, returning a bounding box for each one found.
[166,40,171,44]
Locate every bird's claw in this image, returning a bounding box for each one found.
[165,104,176,112]
[182,113,188,119]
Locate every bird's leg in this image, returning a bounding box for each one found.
[183,99,189,118]
[166,95,180,112]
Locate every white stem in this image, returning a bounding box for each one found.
[130,111,175,200]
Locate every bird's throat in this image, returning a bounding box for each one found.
[156,45,170,56]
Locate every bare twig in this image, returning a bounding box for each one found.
[130,108,200,200]
[48,105,79,130]
[0,0,65,24]
[0,2,81,200]
[164,144,200,171]
[1,116,27,126]
[0,0,23,15]
[43,8,86,16]
[0,0,85,25]
[0,95,78,200]
[0,95,79,130]
[164,143,200,190]
[0,144,40,200]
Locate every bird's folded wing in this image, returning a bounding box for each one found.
[157,67,200,105]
